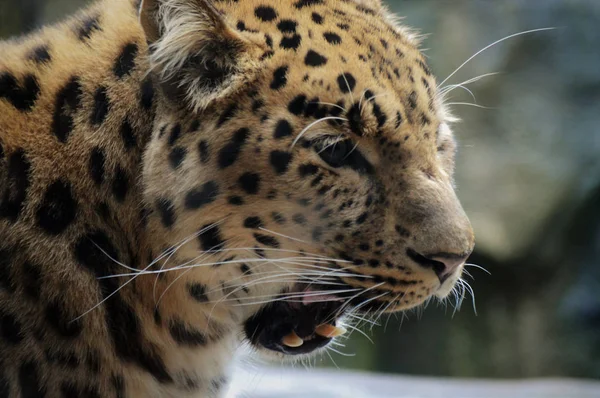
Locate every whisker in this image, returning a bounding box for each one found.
[257,227,309,244]
[325,346,356,357]
[316,101,347,112]
[465,263,491,275]
[291,117,348,149]
[340,322,374,344]
[446,102,495,110]
[439,27,556,87]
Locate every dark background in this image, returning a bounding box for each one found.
[1,0,598,380]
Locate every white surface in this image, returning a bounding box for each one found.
[228,367,600,398]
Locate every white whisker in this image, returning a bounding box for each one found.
[439,27,556,87]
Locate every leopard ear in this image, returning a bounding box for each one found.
[139,0,263,111]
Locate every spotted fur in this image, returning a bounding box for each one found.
[0,0,474,396]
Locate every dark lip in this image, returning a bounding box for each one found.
[243,288,345,356]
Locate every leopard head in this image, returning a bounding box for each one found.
[140,0,474,357]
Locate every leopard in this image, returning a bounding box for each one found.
[0,0,475,396]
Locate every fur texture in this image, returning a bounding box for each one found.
[0,0,474,396]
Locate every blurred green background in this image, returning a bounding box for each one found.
[1,0,598,381]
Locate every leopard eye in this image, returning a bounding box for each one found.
[314,139,353,168]
[312,138,374,175]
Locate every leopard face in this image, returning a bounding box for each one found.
[141,0,474,357]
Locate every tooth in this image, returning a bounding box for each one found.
[282,331,304,347]
[315,324,347,338]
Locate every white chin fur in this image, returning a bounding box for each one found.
[434,273,461,299]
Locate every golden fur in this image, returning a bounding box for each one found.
[0,0,474,396]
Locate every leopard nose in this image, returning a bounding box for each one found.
[406,249,471,283]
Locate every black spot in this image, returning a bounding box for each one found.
[89,147,106,185]
[240,264,252,275]
[112,166,129,202]
[277,19,297,33]
[51,77,82,143]
[168,124,181,146]
[140,77,154,110]
[238,173,260,194]
[270,66,288,90]
[293,214,306,225]
[311,12,323,24]
[271,212,286,224]
[298,163,319,177]
[395,111,403,129]
[170,320,206,346]
[280,34,302,50]
[218,128,249,168]
[156,198,175,228]
[244,216,263,229]
[408,90,417,109]
[120,119,137,150]
[255,6,277,22]
[28,45,51,64]
[91,86,110,126]
[288,94,307,115]
[198,225,225,251]
[0,311,22,344]
[347,102,363,136]
[270,150,292,174]
[274,119,293,139]
[323,32,341,45]
[252,99,264,113]
[337,73,356,93]
[189,119,201,132]
[114,43,138,78]
[236,21,248,32]
[337,23,350,31]
[304,50,328,67]
[169,147,187,169]
[228,196,244,205]
[0,72,40,111]
[0,149,31,222]
[295,0,323,9]
[253,233,280,248]
[371,101,387,128]
[418,59,432,76]
[36,180,78,235]
[312,227,323,242]
[188,283,208,302]
[19,361,45,397]
[356,212,368,224]
[260,50,274,61]
[78,15,101,41]
[395,224,411,238]
[198,140,210,163]
[45,300,82,338]
[185,181,219,209]
[304,97,320,118]
[22,261,42,300]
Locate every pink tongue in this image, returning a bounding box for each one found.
[302,292,343,305]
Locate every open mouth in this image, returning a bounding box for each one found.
[243,286,348,355]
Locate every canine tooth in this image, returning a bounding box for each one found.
[315,324,347,338]
[282,331,304,347]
